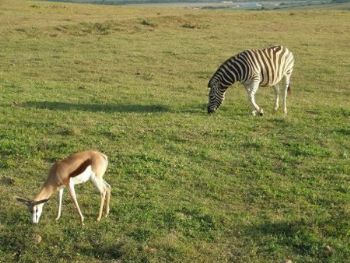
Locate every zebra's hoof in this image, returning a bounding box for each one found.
[253,109,264,116]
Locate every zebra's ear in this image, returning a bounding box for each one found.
[208,78,215,89]
[208,79,219,89]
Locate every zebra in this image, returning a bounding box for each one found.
[207,46,294,115]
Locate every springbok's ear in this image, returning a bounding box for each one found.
[15,197,32,206]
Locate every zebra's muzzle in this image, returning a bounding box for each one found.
[207,106,215,114]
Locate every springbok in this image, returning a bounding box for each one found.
[16,150,111,224]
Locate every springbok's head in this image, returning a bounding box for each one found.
[207,78,226,114]
[16,197,49,224]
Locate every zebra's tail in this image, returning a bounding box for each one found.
[287,83,291,95]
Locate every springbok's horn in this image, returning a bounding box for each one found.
[32,199,49,206]
[15,196,32,206]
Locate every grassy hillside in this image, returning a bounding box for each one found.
[0,0,349,262]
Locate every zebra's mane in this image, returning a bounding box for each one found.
[208,54,239,88]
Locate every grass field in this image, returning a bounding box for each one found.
[0,0,349,262]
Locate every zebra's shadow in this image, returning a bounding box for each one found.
[24,101,170,113]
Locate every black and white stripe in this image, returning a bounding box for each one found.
[207,46,294,115]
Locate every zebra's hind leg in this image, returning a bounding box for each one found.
[283,74,291,115]
[273,84,280,112]
[245,81,263,116]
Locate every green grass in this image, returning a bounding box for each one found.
[0,0,349,262]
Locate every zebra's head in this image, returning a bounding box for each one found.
[207,78,226,114]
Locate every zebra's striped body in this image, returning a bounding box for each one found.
[207,46,294,115]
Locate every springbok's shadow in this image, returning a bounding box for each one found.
[24,101,170,113]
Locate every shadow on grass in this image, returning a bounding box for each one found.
[24,101,170,113]
[242,219,338,260]
[24,101,218,116]
[177,103,249,116]
[79,242,124,260]
[176,103,207,114]
[334,128,350,136]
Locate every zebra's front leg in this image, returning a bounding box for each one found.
[283,74,291,115]
[245,81,263,116]
[273,85,280,112]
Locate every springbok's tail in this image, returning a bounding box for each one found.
[102,153,108,161]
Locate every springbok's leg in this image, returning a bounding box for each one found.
[55,188,64,221]
[273,84,280,111]
[97,189,106,222]
[91,175,107,221]
[68,182,84,224]
[104,180,111,217]
[283,74,291,115]
[91,157,109,221]
[245,80,263,116]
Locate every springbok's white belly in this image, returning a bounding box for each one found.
[71,165,93,185]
